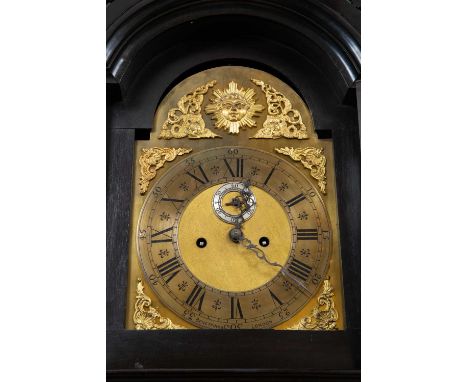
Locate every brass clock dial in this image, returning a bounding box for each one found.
[137,146,332,329]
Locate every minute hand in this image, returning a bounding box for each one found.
[240,236,282,268]
[239,236,312,298]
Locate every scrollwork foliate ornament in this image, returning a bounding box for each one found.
[159,81,220,139]
[250,79,309,139]
[134,278,186,330]
[287,278,338,331]
[275,146,327,194]
[139,147,192,194]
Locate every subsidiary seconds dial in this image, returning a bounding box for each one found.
[137,147,332,329]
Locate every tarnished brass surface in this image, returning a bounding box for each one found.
[286,277,338,330]
[275,147,327,194]
[159,80,220,139]
[250,79,310,140]
[134,278,187,329]
[139,147,192,194]
[126,66,344,330]
[205,81,264,134]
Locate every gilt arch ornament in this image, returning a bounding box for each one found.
[152,66,323,140]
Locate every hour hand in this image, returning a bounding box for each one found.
[225,196,245,209]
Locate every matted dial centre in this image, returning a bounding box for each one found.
[178,184,291,292]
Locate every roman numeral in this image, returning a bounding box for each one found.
[285,193,306,208]
[268,289,283,307]
[230,297,244,319]
[224,158,244,177]
[161,197,185,203]
[236,158,244,177]
[186,165,209,184]
[263,167,275,185]
[151,226,173,243]
[288,258,313,282]
[156,257,181,283]
[297,228,318,240]
[186,284,205,311]
[223,159,235,177]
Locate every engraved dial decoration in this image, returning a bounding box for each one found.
[137,147,332,329]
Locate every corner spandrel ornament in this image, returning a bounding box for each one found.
[139,147,192,195]
[286,277,338,330]
[275,146,327,194]
[134,278,187,330]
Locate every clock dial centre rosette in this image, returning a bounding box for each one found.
[137,147,332,329]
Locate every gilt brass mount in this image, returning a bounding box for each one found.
[205,81,264,134]
[275,146,327,194]
[159,81,220,139]
[287,278,338,330]
[250,79,310,140]
[134,278,187,330]
[139,147,192,195]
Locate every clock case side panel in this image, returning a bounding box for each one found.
[107,105,135,330]
[106,0,360,378]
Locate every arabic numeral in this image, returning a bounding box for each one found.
[149,274,158,285]
[185,157,196,165]
[152,186,162,196]
[227,148,238,155]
